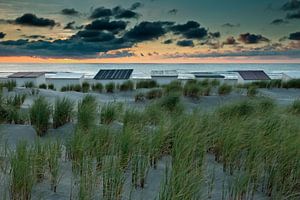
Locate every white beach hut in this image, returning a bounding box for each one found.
[93,69,134,85]
[193,72,225,83]
[178,73,195,84]
[0,72,12,83]
[151,70,179,85]
[45,72,84,91]
[8,72,46,87]
[282,71,300,82]
[223,77,238,85]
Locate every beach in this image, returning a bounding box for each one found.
[0,83,300,199]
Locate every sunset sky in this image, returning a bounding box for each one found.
[0,0,299,63]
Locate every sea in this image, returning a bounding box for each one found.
[0,63,300,79]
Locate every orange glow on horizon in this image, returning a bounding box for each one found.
[0,56,299,64]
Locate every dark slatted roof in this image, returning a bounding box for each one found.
[195,75,225,78]
[235,70,270,80]
[8,72,45,78]
[94,69,133,80]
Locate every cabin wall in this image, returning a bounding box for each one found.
[0,77,8,83]
[151,77,178,85]
[46,78,83,91]
[93,79,131,86]
[10,75,46,87]
[282,74,292,82]
[195,77,225,84]
[237,74,257,84]
[224,79,238,85]
[131,78,152,89]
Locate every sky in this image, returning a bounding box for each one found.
[0,0,299,63]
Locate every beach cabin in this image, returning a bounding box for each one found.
[224,77,238,85]
[8,72,46,87]
[235,70,270,84]
[45,72,84,90]
[151,70,178,85]
[93,69,134,85]
[193,72,225,83]
[131,77,153,89]
[282,71,300,82]
[0,73,11,83]
[178,73,195,84]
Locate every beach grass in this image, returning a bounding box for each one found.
[10,142,34,200]
[0,80,16,91]
[100,103,119,125]
[47,141,61,193]
[29,96,51,136]
[146,89,163,99]
[0,94,27,124]
[31,140,47,183]
[47,83,55,90]
[136,80,158,89]
[218,83,232,95]
[105,82,115,93]
[53,97,74,128]
[120,80,134,91]
[1,87,299,199]
[38,84,47,89]
[77,95,98,131]
[82,82,90,93]
[92,83,103,93]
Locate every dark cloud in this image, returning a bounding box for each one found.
[64,21,83,30]
[223,36,237,45]
[168,9,178,15]
[183,28,208,39]
[130,2,143,10]
[163,39,173,44]
[164,49,300,59]
[90,7,113,19]
[222,23,240,28]
[0,32,6,39]
[61,8,80,16]
[64,21,75,30]
[171,21,208,40]
[73,30,116,42]
[176,40,194,47]
[113,6,140,19]
[209,32,221,38]
[21,35,52,40]
[90,6,140,19]
[238,33,270,44]
[1,39,29,46]
[289,32,300,40]
[14,13,56,27]
[270,19,289,25]
[125,21,173,42]
[286,10,300,19]
[0,36,132,58]
[85,19,127,33]
[171,21,200,33]
[281,0,300,11]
